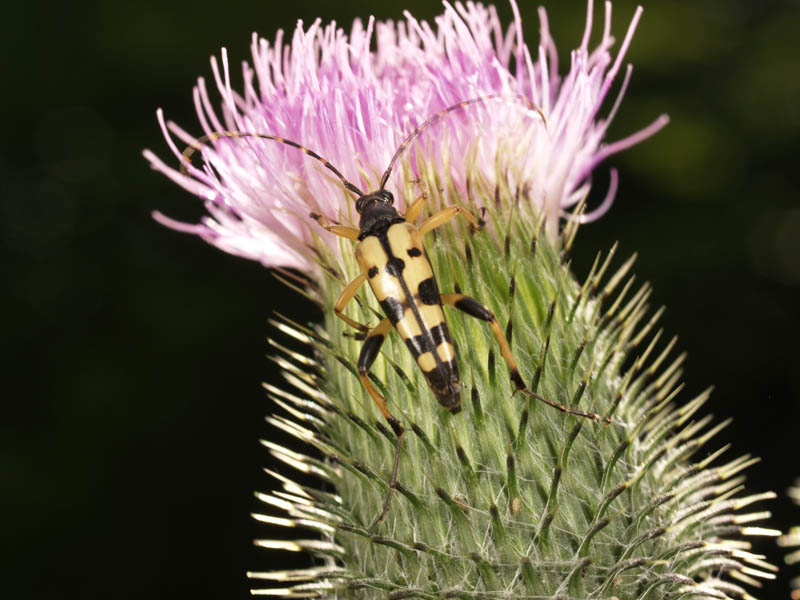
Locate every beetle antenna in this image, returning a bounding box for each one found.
[180,131,364,197]
[379,93,546,190]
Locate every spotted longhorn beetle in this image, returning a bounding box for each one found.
[181,94,610,528]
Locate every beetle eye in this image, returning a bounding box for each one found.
[380,190,394,205]
[356,196,366,213]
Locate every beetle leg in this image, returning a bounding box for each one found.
[357,318,407,531]
[404,191,428,223]
[309,212,360,240]
[418,205,483,235]
[334,273,370,332]
[440,293,611,424]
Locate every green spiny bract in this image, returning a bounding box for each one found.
[779,482,800,595]
[252,172,777,599]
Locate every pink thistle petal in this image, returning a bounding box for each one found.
[152,210,218,237]
[593,4,643,121]
[580,113,670,183]
[143,149,215,201]
[572,167,619,224]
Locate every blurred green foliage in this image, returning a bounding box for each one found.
[2,1,798,598]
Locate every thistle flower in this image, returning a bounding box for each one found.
[145,1,779,598]
[144,0,667,266]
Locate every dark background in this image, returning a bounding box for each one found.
[4,0,798,597]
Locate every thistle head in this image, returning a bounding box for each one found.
[145,2,778,599]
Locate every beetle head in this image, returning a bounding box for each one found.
[355,189,394,214]
[356,189,401,234]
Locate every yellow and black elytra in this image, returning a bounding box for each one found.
[180,93,609,528]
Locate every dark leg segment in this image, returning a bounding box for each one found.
[356,318,407,531]
[440,293,610,424]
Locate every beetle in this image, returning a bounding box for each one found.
[180,94,609,527]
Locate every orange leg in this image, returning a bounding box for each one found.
[310,212,360,240]
[356,318,406,531]
[311,212,370,332]
[404,192,428,224]
[418,205,482,235]
[334,273,369,332]
[441,293,610,424]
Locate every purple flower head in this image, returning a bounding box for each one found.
[145,0,667,273]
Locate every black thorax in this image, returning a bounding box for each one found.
[358,197,405,239]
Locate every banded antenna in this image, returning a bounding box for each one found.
[180,131,364,198]
[179,93,545,199]
[378,93,546,189]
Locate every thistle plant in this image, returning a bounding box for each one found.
[145,1,780,598]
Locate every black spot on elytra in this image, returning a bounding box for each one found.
[404,333,434,356]
[430,323,451,347]
[418,277,440,305]
[385,256,405,277]
[368,266,379,278]
[425,359,461,411]
[407,247,422,257]
[380,296,405,324]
